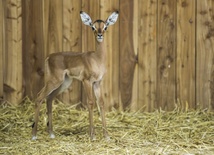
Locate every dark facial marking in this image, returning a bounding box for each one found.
[93,20,106,33]
[94,19,105,23]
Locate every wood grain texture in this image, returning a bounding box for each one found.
[109,0,120,110]
[46,0,63,55]
[2,0,214,110]
[177,0,196,109]
[129,0,138,111]
[4,0,22,104]
[196,0,214,109]
[138,0,157,112]
[157,0,176,110]
[0,0,4,99]
[22,0,44,99]
[119,0,137,110]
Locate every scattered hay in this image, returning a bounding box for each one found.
[0,98,213,155]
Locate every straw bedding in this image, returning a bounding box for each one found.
[0,98,213,155]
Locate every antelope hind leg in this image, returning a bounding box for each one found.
[31,80,63,140]
[46,76,73,138]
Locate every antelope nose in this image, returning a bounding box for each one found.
[98,34,102,37]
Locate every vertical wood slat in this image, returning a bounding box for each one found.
[129,0,138,112]
[177,0,196,109]
[0,0,4,99]
[42,0,49,59]
[157,0,176,110]
[46,0,63,55]
[22,0,44,99]
[119,0,137,110]
[110,0,120,110]
[196,0,214,109]
[138,0,157,112]
[61,0,82,104]
[4,0,22,104]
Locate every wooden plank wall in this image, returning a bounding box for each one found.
[22,0,44,99]
[157,0,176,111]
[119,0,137,110]
[196,0,214,110]
[177,0,196,109]
[0,0,4,100]
[1,0,214,111]
[2,0,22,104]
[138,0,157,111]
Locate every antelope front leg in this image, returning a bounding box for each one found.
[32,101,42,140]
[83,80,96,140]
[93,82,109,140]
[31,77,64,140]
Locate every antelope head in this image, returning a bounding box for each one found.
[80,11,119,42]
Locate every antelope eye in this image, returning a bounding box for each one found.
[104,26,107,31]
[92,26,96,31]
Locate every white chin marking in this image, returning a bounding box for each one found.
[97,38,103,42]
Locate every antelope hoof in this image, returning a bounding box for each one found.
[32,136,37,140]
[50,133,55,139]
[90,135,96,141]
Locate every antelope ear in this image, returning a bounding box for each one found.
[80,11,93,27]
[105,11,119,27]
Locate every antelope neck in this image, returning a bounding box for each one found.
[95,41,106,64]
